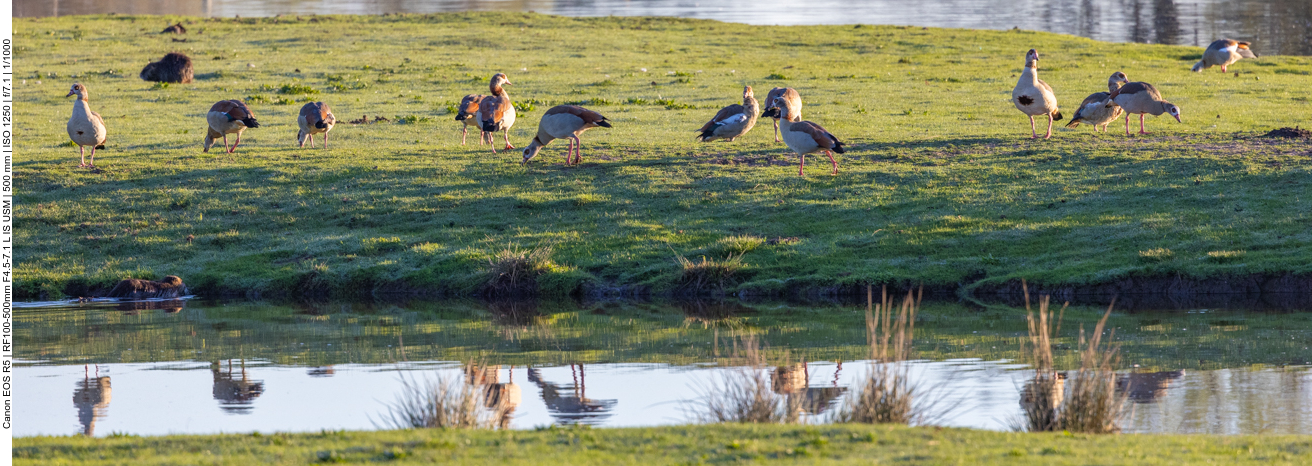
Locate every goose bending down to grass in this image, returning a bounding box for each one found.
[769,95,845,176]
[760,87,801,143]
[1109,81,1181,135]
[1193,39,1257,73]
[1012,49,1062,139]
[297,102,336,149]
[696,86,759,142]
[65,83,107,168]
[204,99,260,153]
[478,73,516,153]
[521,105,613,166]
[455,94,490,145]
[1066,71,1130,132]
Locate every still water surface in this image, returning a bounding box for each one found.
[16,298,1312,436]
[13,0,1312,55]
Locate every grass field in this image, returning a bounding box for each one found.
[14,13,1312,299]
[15,424,1312,465]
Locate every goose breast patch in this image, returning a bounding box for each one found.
[1017,96,1034,106]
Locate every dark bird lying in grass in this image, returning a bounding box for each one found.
[140,52,194,84]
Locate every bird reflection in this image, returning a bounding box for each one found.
[211,359,265,413]
[528,365,617,425]
[73,365,111,436]
[770,362,846,416]
[307,366,335,377]
[1118,370,1185,403]
[466,364,522,429]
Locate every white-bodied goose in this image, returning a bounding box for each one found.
[696,86,759,142]
[65,83,107,168]
[1012,49,1063,139]
[760,87,801,143]
[770,96,845,176]
[297,102,336,149]
[1109,82,1181,135]
[455,94,489,145]
[521,105,612,166]
[204,99,260,153]
[1193,40,1257,73]
[1066,71,1130,132]
[477,73,516,153]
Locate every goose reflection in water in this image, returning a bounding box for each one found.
[1119,370,1186,403]
[771,362,846,416]
[211,359,265,414]
[73,365,111,436]
[466,364,522,429]
[528,365,617,425]
[307,366,335,377]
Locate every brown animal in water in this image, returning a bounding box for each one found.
[105,275,189,299]
[140,52,194,84]
[162,22,187,34]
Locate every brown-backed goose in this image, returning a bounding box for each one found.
[1065,71,1129,132]
[297,102,336,149]
[521,105,613,166]
[769,95,845,176]
[66,83,107,168]
[1109,82,1181,135]
[1193,40,1257,73]
[760,87,801,143]
[696,86,759,142]
[477,73,516,153]
[204,99,260,153]
[1012,49,1063,139]
[456,94,489,145]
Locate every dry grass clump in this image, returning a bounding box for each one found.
[692,335,800,424]
[485,244,556,296]
[675,253,744,292]
[709,235,766,256]
[380,373,494,429]
[1205,250,1246,262]
[1137,247,1174,262]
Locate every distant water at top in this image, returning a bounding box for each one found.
[13,0,1312,55]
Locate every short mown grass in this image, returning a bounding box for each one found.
[14,13,1312,299]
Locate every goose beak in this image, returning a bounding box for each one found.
[1173,114,1182,123]
[66,89,76,97]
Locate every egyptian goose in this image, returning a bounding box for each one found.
[1193,40,1257,73]
[696,86,759,142]
[1109,82,1181,135]
[66,83,108,168]
[1065,72,1129,132]
[477,73,516,153]
[1012,49,1063,139]
[760,87,801,143]
[770,95,845,176]
[296,102,336,149]
[203,99,260,153]
[455,94,490,145]
[521,105,613,166]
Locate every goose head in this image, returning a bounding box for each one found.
[66,82,89,100]
[1025,49,1039,69]
[1164,103,1181,123]
[490,73,511,91]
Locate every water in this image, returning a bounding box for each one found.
[13,0,1312,56]
[15,298,1312,436]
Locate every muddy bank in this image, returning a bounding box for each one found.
[972,274,1312,311]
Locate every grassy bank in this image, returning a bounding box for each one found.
[15,13,1312,299]
[16,424,1312,465]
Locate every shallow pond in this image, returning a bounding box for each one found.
[13,0,1312,55]
[15,297,1312,436]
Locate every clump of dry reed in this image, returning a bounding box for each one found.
[485,244,555,296]
[380,372,498,430]
[1019,280,1130,433]
[692,334,800,424]
[674,253,744,292]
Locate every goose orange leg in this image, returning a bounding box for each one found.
[78,146,88,167]
[322,132,329,149]
[825,150,838,175]
[773,120,782,143]
[1029,115,1038,139]
[1124,114,1132,136]
[229,134,241,153]
[1138,114,1150,135]
[1044,114,1054,139]
[797,152,806,177]
[461,126,469,145]
[502,129,514,151]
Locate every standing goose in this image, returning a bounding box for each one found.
[770,95,845,176]
[65,83,107,168]
[204,99,260,153]
[521,105,613,166]
[1065,71,1130,132]
[1109,81,1181,135]
[760,87,802,143]
[478,73,516,153]
[1012,49,1063,139]
[696,86,759,142]
[1193,40,1257,73]
[296,102,336,149]
[455,94,489,145]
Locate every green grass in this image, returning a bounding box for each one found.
[15,424,1312,465]
[15,13,1312,299]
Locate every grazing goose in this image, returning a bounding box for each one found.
[455,94,489,145]
[521,105,613,166]
[296,101,336,149]
[1065,71,1130,132]
[770,95,845,176]
[65,83,108,168]
[1193,40,1257,73]
[696,86,759,142]
[204,99,260,153]
[760,87,802,143]
[1012,49,1063,139]
[1109,82,1181,135]
[477,73,516,153]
